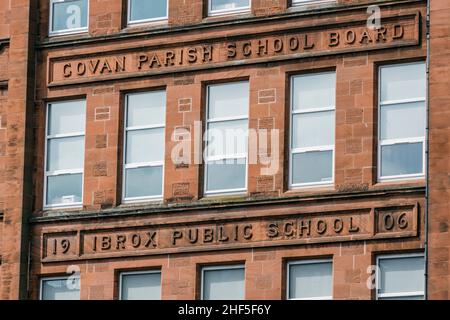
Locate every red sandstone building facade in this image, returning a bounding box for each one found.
[0,0,449,300]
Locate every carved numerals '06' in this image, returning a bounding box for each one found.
[52,239,71,255]
[382,212,408,231]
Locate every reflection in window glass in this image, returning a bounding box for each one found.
[125,167,163,199]
[124,91,166,201]
[377,255,425,300]
[202,265,245,300]
[45,100,86,207]
[205,82,249,194]
[46,174,83,206]
[206,159,247,192]
[209,0,250,15]
[41,277,80,300]
[378,62,426,180]
[50,0,88,34]
[292,151,333,185]
[128,0,168,23]
[292,0,335,6]
[290,72,336,187]
[120,271,161,300]
[380,143,423,177]
[287,260,333,300]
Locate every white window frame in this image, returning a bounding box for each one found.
[204,82,249,196]
[286,259,333,300]
[39,275,80,300]
[118,270,162,300]
[376,253,425,300]
[289,72,336,189]
[291,0,336,8]
[44,100,85,210]
[208,0,251,17]
[377,62,427,182]
[127,0,169,25]
[49,0,89,36]
[200,264,245,300]
[122,92,166,203]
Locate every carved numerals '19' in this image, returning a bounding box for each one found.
[52,239,71,255]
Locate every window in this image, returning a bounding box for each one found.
[128,0,168,24]
[376,254,425,300]
[123,91,166,202]
[205,82,249,195]
[40,276,80,300]
[378,62,426,181]
[45,100,86,208]
[201,265,245,300]
[290,72,336,188]
[119,271,161,300]
[287,260,333,300]
[291,0,335,7]
[208,0,251,16]
[50,0,89,35]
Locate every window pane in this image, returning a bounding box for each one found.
[206,159,246,192]
[381,143,423,177]
[378,256,424,296]
[203,267,245,300]
[210,0,250,12]
[292,0,319,4]
[292,111,335,149]
[52,0,88,32]
[47,174,83,205]
[126,128,165,164]
[125,166,163,198]
[379,295,424,300]
[208,82,249,119]
[292,151,333,184]
[127,91,166,127]
[41,278,80,300]
[288,262,332,299]
[129,0,167,22]
[380,102,425,140]
[292,73,336,111]
[381,63,426,102]
[207,120,248,157]
[47,137,84,172]
[48,100,86,135]
[121,272,161,300]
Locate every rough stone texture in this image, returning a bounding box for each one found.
[0,0,36,300]
[428,0,450,300]
[0,0,448,300]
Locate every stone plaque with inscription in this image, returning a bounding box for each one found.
[47,13,420,87]
[42,204,419,262]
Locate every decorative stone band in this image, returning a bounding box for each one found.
[42,203,419,262]
[47,12,420,87]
